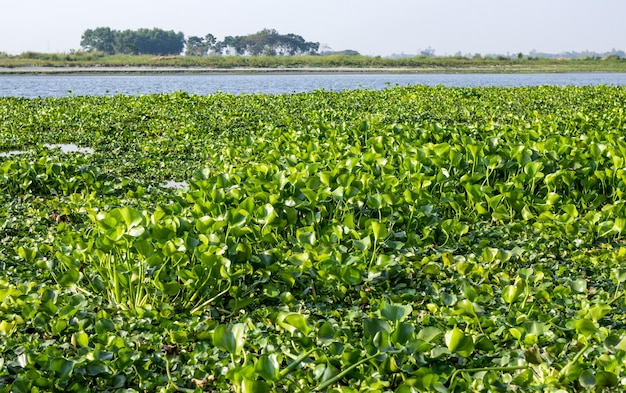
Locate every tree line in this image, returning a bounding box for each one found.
[80,27,319,56]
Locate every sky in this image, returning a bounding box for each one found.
[1,0,625,56]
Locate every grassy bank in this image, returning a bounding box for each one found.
[1,52,626,73]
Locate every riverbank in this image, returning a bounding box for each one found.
[2,54,626,74]
[4,66,439,75]
[3,65,626,75]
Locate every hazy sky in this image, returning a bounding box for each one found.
[1,0,624,56]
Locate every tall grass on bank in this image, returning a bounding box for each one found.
[1,51,626,72]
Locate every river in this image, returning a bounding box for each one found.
[2,72,626,98]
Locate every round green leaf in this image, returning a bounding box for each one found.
[579,369,596,389]
[58,268,80,286]
[445,327,474,357]
[255,354,279,381]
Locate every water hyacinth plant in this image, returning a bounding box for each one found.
[1,85,626,391]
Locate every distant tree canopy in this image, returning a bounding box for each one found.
[216,29,319,56]
[185,34,217,56]
[81,27,185,56]
[81,27,320,57]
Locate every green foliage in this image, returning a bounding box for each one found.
[80,27,185,56]
[220,28,319,56]
[2,85,626,391]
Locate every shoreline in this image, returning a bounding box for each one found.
[1,65,621,75]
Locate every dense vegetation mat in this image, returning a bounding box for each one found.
[2,86,626,391]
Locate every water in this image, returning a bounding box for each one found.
[0,143,189,189]
[2,72,626,98]
[0,143,94,156]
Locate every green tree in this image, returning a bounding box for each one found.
[185,36,205,56]
[81,27,184,56]
[80,27,115,54]
[205,34,217,54]
[185,34,217,56]
[216,29,319,56]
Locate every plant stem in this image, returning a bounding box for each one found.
[279,347,318,378]
[449,365,528,390]
[190,283,231,314]
[313,352,383,391]
[559,343,589,378]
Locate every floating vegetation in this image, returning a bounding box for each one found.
[1,86,626,391]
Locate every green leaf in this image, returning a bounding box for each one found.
[569,278,587,294]
[456,299,479,316]
[58,268,80,286]
[241,379,270,393]
[163,281,181,296]
[363,318,391,338]
[579,369,595,389]
[502,284,522,304]
[113,206,144,229]
[441,251,454,267]
[50,358,74,379]
[612,268,626,284]
[395,385,419,393]
[313,363,339,384]
[391,322,415,345]
[524,161,543,178]
[213,324,237,354]
[367,193,383,210]
[380,302,412,322]
[256,203,277,225]
[416,327,442,343]
[512,369,533,387]
[0,320,15,336]
[370,220,388,242]
[10,379,31,393]
[318,321,336,344]
[353,236,371,251]
[57,314,76,333]
[75,331,89,348]
[373,330,393,351]
[588,303,611,322]
[614,217,626,234]
[86,361,110,376]
[278,312,311,335]
[296,228,316,245]
[575,318,597,337]
[340,265,362,285]
[133,239,154,257]
[255,354,279,381]
[595,371,618,387]
[615,335,626,351]
[170,330,188,344]
[523,321,545,336]
[17,246,37,261]
[95,318,115,334]
[521,205,535,220]
[422,262,441,276]
[445,327,474,357]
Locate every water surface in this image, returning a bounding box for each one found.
[2,73,626,98]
